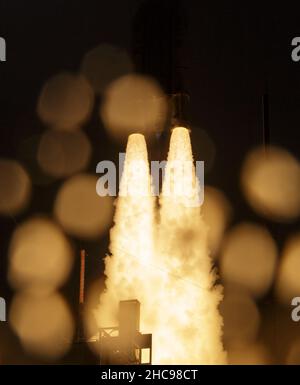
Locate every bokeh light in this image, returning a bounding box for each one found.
[100,74,167,141]
[81,44,133,93]
[286,340,300,364]
[220,222,277,298]
[37,72,94,130]
[0,159,31,216]
[0,323,25,364]
[37,129,91,178]
[201,186,231,257]
[220,285,260,344]
[9,292,74,360]
[241,146,300,221]
[227,342,271,365]
[54,174,113,239]
[17,135,55,186]
[8,217,73,293]
[275,234,300,305]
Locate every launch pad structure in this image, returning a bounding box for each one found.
[99,300,152,365]
[71,250,152,365]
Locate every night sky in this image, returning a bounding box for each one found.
[0,0,300,363]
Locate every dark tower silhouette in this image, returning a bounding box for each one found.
[132,0,188,95]
[99,300,152,365]
[132,0,190,130]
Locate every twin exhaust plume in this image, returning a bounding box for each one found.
[96,127,226,364]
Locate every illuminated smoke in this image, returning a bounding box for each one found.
[157,127,226,364]
[96,133,156,327]
[96,128,226,364]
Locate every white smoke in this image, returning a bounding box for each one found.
[95,128,226,364]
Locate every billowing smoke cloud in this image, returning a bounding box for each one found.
[96,128,226,364]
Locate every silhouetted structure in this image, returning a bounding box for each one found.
[132,0,190,157]
[64,249,99,364]
[99,300,152,365]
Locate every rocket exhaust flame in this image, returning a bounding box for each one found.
[96,128,226,364]
[97,134,156,328]
[157,127,226,364]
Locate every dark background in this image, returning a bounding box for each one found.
[0,0,300,364]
